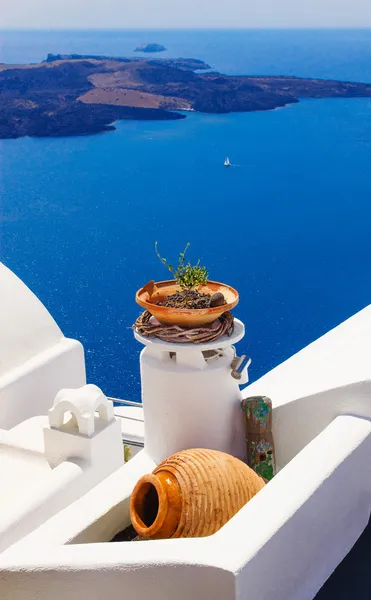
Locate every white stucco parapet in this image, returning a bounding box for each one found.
[2,413,371,600]
[1,285,371,599]
[244,304,371,470]
[0,385,124,553]
[0,263,86,429]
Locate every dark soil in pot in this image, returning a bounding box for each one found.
[157,290,226,310]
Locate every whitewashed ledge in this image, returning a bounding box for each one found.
[1,412,371,600]
[1,306,371,599]
[1,260,371,600]
[244,304,371,470]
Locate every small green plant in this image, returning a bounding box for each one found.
[155,242,208,291]
[123,444,132,463]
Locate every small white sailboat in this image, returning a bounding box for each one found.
[224,157,231,167]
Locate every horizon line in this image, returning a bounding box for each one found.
[2,26,371,32]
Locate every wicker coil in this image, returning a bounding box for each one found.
[133,310,234,344]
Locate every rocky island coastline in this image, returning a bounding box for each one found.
[1,54,371,139]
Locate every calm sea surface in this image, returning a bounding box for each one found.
[1,29,371,400]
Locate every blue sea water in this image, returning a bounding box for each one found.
[1,29,371,400]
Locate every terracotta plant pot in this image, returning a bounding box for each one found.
[130,448,265,540]
[135,280,239,328]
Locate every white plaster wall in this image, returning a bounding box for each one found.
[2,414,371,600]
[0,263,86,429]
[13,450,157,547]
[0,460,83,554]
[3,415,49,453]
[1,305,371,599]
[0,436,124,554]
[44,419,123,470]
[266,381,371,471]
[0,393,124,552]
[0,551,235,600]
[0,339,86,429]
[0,263,63,374]
[229,414,371,599]
[244,305,371,470]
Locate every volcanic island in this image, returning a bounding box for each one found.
[1,53,371,139]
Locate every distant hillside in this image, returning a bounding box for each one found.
[1,54,371,139]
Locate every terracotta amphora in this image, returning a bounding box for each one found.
[130,448,265,540]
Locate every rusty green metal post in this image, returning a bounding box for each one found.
[241,396,276,482]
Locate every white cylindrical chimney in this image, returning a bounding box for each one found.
[135,319,248,464]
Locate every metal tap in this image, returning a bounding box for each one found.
[231,350,251,380]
